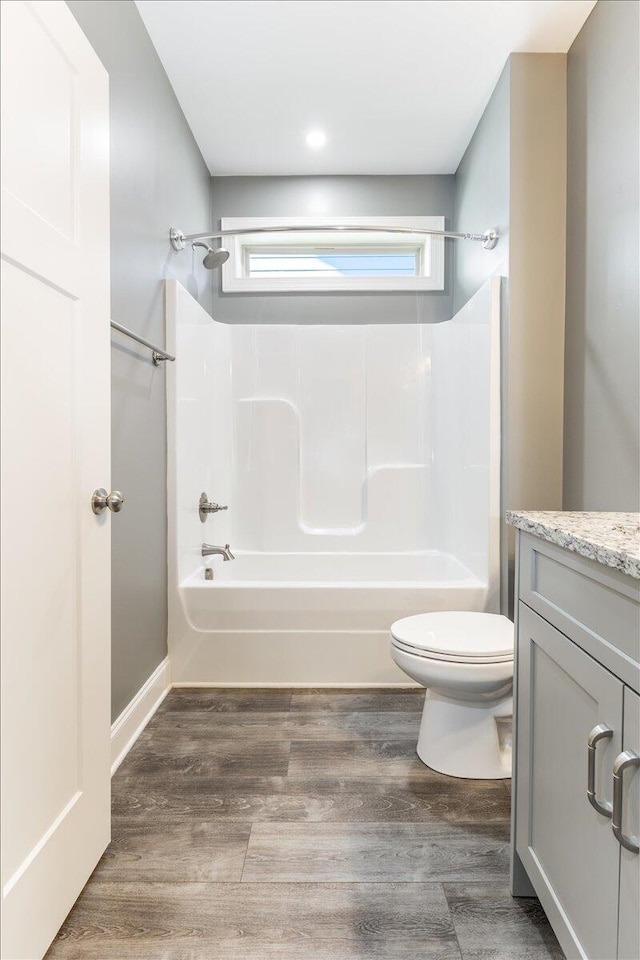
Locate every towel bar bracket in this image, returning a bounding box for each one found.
[110,320,175,364]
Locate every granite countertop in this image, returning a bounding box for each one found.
[506,511,640,580]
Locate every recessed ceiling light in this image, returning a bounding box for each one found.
[306,129,327,150]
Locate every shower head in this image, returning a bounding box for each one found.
[203,246,230,270]
[192,240,230,270]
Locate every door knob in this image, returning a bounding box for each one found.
[91,488,125,515]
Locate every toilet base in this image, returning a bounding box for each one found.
[417,689,512,779]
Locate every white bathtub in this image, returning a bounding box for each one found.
[169,550,492,685]
[166,278,501,685]
[192,550,478,584]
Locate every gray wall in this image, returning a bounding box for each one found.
[67,0,212,720]
[453,55,567,615]
[564,0,640,510]
[454,63,510,314]
[210,176,455,324]
[454,63,511,609]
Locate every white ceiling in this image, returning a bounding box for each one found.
[135,0,595,176]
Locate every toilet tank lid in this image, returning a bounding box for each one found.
[390,612,514,659]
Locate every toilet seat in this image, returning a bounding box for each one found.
[390,635,513,664]
[390,611,514,663]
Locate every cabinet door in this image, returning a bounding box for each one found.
[516,603,622,960]
[617,687,639,960]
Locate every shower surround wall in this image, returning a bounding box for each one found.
[232,323,431,554]
[167,277,500,684]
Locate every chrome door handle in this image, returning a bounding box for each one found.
[587,723,614,816]
[106,491,125,512]
[91,488,125,515]
[612,750,640,853]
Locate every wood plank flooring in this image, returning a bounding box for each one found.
[46,688,563,960]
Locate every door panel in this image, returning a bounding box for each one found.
[1,0,75,237]
[0,3,110,958]
[617,687,640,960]
[1,266,81,886]
[516,603,622,960]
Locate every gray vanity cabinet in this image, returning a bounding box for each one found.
[516,603,623,960]
[512,532,640,960]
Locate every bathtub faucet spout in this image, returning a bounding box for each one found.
[202,543,235,561]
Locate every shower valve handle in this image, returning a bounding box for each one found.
[199,492,228,522]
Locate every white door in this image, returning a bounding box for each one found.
[0,2,111,958]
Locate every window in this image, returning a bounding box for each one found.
[247,247,419,279]
[220,217,445,292]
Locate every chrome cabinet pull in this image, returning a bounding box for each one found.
[612,750,640,854]
[91,488,125,515]
[587,723,614,816]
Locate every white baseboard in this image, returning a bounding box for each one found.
[110,657,171,776]
[170,681,419,688]
[111,663,417,774]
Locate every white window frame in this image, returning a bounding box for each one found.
[220,216,445,293]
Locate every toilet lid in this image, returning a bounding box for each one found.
[390,612,514,661]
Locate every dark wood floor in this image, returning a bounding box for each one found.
[47,689,563,959]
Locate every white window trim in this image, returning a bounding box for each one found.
[220,216,445,293]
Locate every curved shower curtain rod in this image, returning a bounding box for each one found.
[169,223,500,251]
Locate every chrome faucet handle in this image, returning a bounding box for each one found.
[199,492,228,522]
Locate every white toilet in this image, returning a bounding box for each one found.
[390,611,514,779]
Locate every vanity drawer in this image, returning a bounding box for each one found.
[518,532,640,691]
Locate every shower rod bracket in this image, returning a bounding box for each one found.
[170,224,500,253]
[170,227,186,251]
[481,228,499,250]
